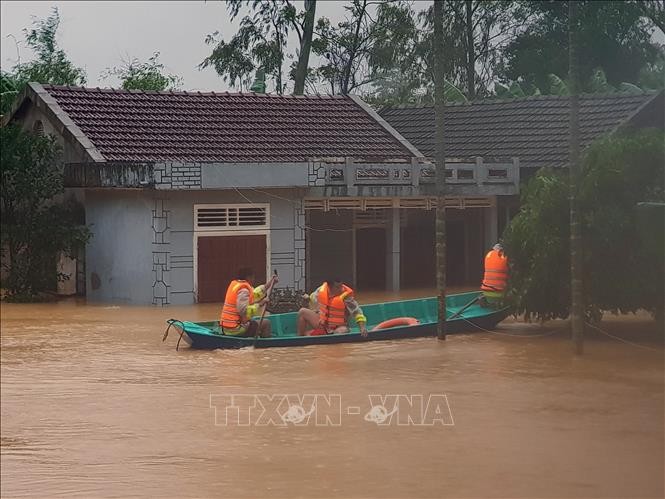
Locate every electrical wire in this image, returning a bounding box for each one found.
[230,185,357,232]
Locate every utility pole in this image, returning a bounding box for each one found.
[434,0,447,340]
[569,0,584,354]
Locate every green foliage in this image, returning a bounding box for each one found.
[312,0,388,94]
[637,49,665,91]
[249,68,266,93]
[0,125,91,300]
[494,80,541,98]
[494,67,654,99]
[13,8,86,87]
[201,0,296,93]
[503,129,665,321]
[366,0,523,103]
[364,71,468,108]
[547,73,568,96]
[502,1,660,93]
[104,52,182,91]
[1,8,86,115]
[0,71,21,116]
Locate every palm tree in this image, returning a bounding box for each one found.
[569,0,584,354]
[433,0,447,340]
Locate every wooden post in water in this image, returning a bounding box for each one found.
[569,0,584,354]
[433,0,447,340]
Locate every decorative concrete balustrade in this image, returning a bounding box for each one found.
[64,157,519,197]
[323,157,519,189]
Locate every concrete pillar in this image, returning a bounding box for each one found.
[484,197,499,249]
[386,208,401,292]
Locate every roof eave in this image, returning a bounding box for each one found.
[612,90,664,135]
[347,93,426,160]
[2,82,106,163]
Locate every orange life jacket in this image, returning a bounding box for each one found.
[220,280,254,328]
[317,282,353,330]
[481,249,509,293]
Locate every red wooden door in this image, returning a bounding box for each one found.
[197,235,267,303]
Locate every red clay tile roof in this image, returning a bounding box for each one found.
[40,85,414,163]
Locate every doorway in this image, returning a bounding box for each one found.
[196,234,267,303]
[355,227,387,290]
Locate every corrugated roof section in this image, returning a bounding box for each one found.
[380,93,659,168]
[41,85,415,163]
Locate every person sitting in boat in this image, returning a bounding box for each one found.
[480,243,508,305]
[220,267,277,337]
[297,278,368,337]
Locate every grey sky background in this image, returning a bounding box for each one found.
[1,1,430,92]
[2,1,661,93]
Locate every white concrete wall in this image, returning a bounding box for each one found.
[85,190,155,303]
[84,188,303,305]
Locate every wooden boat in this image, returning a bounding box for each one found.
[164,291,509,350]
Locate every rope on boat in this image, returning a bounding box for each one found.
[457,316,662,350]
[584,321,662,353]
[458,316,563,338]
[163,319,187,351]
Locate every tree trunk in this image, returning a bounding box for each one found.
[342,0,367,94]
[434,0,447,340]
[569,0,584,354]
[465,0,475,100]
[294,0,316,95]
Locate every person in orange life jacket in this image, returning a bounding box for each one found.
[219,267,277,337]
[480,243,508,304]
[296,278,368,337]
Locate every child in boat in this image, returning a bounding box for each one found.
[297,278,368,337]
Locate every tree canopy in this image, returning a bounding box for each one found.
[1,125,90,300]
[104,52,182,91]
[1,8,86,115]
[500,1,662,94]
[503,129,665,322]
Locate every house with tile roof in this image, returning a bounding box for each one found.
[379,92,663,170]
[5,83,523,304]
[6,83,658,305]
[380,91,663,239]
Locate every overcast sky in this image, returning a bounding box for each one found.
[2,1,661,93]
[1,1,429,92]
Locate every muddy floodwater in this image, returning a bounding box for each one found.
[1,294,663,498]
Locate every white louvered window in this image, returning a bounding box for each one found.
[194,204,269,231]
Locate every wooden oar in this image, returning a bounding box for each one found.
[254,270,278,347]
[448,295,482,320]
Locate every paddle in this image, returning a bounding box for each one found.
[254,270,278,347]
[448,295,482,320]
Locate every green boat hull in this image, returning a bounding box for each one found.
[166,291,509,350]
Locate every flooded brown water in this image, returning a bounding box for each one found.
[1,295,664,498]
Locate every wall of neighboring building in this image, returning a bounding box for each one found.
[85,189,155,303]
